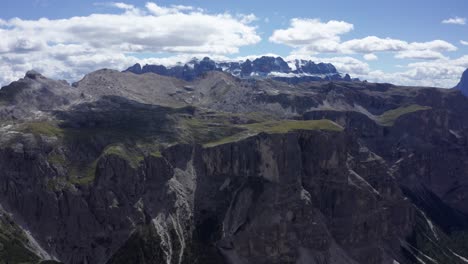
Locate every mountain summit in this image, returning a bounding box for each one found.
[455,68,468,96]
[124,56,357,83]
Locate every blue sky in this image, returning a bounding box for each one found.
[0,0,467,87]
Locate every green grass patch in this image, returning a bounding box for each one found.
[377,104,431,126]
[174,109,283,145]
[19,122,64,137]
[150,151,162,158]
[176,116,244,144]
[204,119,343,147]
[68,160,98,186]
[67,144,146,186]
[103,144,144,168]
[47,153,67,166]
[244,119,343,133]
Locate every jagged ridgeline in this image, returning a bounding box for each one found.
[0,63,468,264]
[124,56,357,83]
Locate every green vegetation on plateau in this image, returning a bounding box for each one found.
[68,144,146,186]
[68,160,99,186]
[244,119,343,133]
[19,122,64,137]
[204,119,343,147]
[377,104,431,126]
[102,144,144,168]
[15,109,343,184]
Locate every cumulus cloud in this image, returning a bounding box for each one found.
[442,17,466,25]
[347,55,467,88]
[238,14,258,24]
[461,40,468,46]
[343,38,456,54]
[284,53,467,88]
[270,24,457,60]
[0,2,260,86]
[341,36,407,53]
[145,2,198,16]
[363,53,378,61]
[270,19,457,61]
[394,50,447,60]
[269,18,457,60]
[112,2,136,10]
[269,19,353,47]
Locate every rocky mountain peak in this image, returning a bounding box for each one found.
[455,68,468,96]
[126,63,142,74]
[250,56,291,74]
[124,56,351,83]
[25,70,45,80]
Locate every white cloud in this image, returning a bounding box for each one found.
[407,40,457,52]
[353,55,468,88]
[442,17,466,25]
[284,54,467,88]
[171,5,197,11]
[0,2,261,86]
[395,50,447,60]
[270,19,456,60]
[113,2,136,10]
[363,53,378,61]
[340,37,456,55]
[461,40,468,46]
[341,36,407,53]
[144,3,203,16]
[238,14,257,24]
[269,19,353,47]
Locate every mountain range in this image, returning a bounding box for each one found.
[124,56,357,83]
[0,65,467,264]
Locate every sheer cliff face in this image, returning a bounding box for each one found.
[1,70,468,264]
[0,130,414,264]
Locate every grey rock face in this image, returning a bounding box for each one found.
[0,129,414,264]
